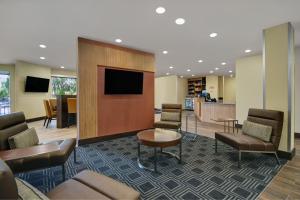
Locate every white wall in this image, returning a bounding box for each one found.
[206,75,219,99]
[223,76,236,103]
[155,76,187,109]
[236,55,263,124]
[15,61,52,119]
[295,47,300,133]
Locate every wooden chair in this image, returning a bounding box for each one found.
[43,100,56,128]
[49,98,57,112]
[67,98,77,127]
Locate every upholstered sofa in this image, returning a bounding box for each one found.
[215,108,284,168]
[0,112,76,180]
[0,159,140,200]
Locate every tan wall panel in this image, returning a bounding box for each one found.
[223,76,236,103]
[236,55,263,123]
[206,75,219,99]
[264,23,294,151]
[78,38,155,140]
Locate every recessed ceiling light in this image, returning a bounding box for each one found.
[215,67,219,70]
[60,65,65,69]
[187,69,191,72]
[115,39,122,43]
[191,74,195,77]
[169,66,174,69]
[40,56,45,60]
[230,74,234,77]
[198,60,203,63]
[209,32,218,38]
[180,76,184,78]
[221,62,226,66]
[229,70,233,73]
[39,44,47,48]
[175,18,185,25]
[245,49,252,53]
[209,70,214,74]
[163,50,168,54]
[166,72,170,75]
[156,7,166,14]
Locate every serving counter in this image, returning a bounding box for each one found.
[193,99,236,124]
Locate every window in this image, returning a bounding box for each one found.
[51,76,77,96]
[0,71,10,115]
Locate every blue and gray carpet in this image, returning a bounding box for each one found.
[17,133,286,199]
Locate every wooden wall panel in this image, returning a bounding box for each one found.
[78,37,155,140]
[97,67,154,136]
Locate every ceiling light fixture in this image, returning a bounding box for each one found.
[209,32,218,38]
[209,70,214,74]
[40,56,45,60]
[180,76,184,78]
[166,72,170,75]
[221,62,226,66]
[175,18,185,25]
[163,50,168,54]
[169,66,174,69]
[60,66,65,69]
[215,67,219,70]
[191,74,195,77]
[115,39,122,43]
[198,60,203,63]
[229,70,233,73]
[39,44,47,48]
[245,49,252,53]
[156,7,166,14]
[187,69,191,72]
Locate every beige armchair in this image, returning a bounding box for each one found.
[154,104,182,132]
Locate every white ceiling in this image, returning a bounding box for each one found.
[0,0,300,77]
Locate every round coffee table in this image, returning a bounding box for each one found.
[137,129,182,173]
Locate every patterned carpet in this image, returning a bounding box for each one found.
[17,133,286,200]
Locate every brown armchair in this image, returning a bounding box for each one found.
[215,108,284,168]
[0,112,76,181]
[154,104,182,132]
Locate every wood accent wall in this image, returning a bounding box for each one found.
[78,38,155,140]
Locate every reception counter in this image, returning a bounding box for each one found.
[194,99,236,124]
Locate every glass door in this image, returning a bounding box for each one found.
[0,71,10,115]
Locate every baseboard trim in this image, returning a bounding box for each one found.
[295,132,300,138]
[26,116,45,123]
[277,148,296,160]
[78,130,144,145]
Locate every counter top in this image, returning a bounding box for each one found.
[201,102,236,105]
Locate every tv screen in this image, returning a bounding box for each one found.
[25,76,50,92]
[105,69,143,94]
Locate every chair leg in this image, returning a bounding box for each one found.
[62,164,66,181]
[74,148,77,163]
[238,151,242,168]
[43,117,47,126]
[274,152,280,165]
[46,119,50,128]
[215,139,218,153]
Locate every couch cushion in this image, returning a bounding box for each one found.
[215,132,275,151]
[47,179,111,200]
[242,120,272,142]
[8,128,39,149]
[0,159,18,199]
[16,178,49,200]
[73,170,140,200]
[154,121,181,129]
[161,112,181,122]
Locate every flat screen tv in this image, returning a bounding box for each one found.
[25,76,50,92]
[105,68,143,94]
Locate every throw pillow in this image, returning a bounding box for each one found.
[8,128,39,149]
[242,120,272,142]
